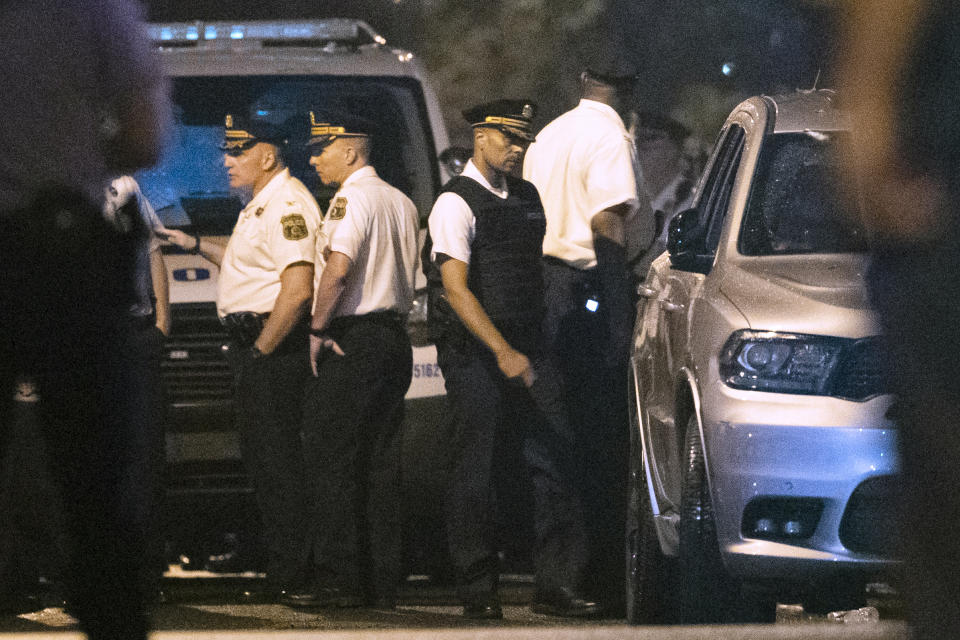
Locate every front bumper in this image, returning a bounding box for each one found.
[702,385,900,580]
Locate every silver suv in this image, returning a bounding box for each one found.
[625,90,899,623]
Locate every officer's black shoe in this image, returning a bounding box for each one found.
[280,586,364,609]
[462,596,503,620]
[530,586,602,618]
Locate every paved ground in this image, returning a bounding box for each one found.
[0,622,914,640]
[0,573,911,639]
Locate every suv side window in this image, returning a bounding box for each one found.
[701,124,745,253]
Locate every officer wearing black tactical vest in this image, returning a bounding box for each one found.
[424,99,600,620]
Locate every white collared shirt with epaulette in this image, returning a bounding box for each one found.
[316,165,419,318]
[217,168,323,317]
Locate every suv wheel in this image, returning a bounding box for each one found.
[678,415,736,623]
[625,436,675,624]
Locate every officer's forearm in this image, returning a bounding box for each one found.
[592,204,633,317]
[594,230,634,367]
[439,257,514,356]
[255,263,313,353]
[310,251,351,333]
[591,206,628,246]
[194,236,226,267]
[445,285,513,357]
[150,249,171,335]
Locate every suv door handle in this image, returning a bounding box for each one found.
[661,300,684,312]
[637,285,658,299]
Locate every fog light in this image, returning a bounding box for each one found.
[783,520,803,536]
[742,497,824,542]
[754,518,776,535]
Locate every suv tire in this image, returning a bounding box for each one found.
[625,436,676,624]
[678,415,735,623]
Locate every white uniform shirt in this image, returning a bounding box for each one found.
[217,168,322,317]
[318,165,419,318]
[428,159,509,264]
[523,99,639,269]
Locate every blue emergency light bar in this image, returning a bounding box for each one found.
[148,19,386,47]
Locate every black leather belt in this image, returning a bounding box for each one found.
[542,255,590,272]
[221,311,269,347]
[328,309,405,331]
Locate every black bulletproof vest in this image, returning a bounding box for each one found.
[425,175,547,354]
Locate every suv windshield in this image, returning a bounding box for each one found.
[738,131,868,256]
[135,76,439,234]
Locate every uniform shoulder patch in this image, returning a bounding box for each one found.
[281,214,308,241]
[330,197,348,221]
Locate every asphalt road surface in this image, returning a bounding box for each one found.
[0,572,910,639]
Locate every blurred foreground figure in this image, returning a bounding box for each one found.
[104,175,172,596]
[839,1,960,636]
[0,0,170,638]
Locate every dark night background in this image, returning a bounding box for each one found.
[143,0,841,147]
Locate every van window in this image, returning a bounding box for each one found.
[136,75,440,233]
[739,131,867,255]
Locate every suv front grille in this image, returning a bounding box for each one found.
[838,475,900,556]
[162,302,232,405]
[832,338,888,401]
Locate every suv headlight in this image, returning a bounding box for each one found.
[719,330,887,400]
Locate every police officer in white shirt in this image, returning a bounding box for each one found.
[286,112,418,610]
[425,100,599,620]
[161,113,322,599]
[522,58,640,609]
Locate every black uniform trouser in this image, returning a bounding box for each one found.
[437,338,589,603]
[124,316,168,590]
[0,194,154,640]
[541,258,632,603]
[301,312,412,599]
[228,327,311,590]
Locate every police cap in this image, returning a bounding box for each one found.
[306,111,375,150]
[220,113,288,151]
[462,99,537,142]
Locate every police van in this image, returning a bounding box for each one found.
[139,19,453,572]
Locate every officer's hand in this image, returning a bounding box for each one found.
[309,333,345,376]
[156,227,192,250]
[495,348,536,388]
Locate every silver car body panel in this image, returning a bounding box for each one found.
[631,90,900,579]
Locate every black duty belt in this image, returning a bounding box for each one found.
[542,255,602,310]
[328,310,405,331]
[542,255,591,272]
[221,311,269,347]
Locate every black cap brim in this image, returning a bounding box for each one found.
[501,125,536,142]
[306,135,335,149]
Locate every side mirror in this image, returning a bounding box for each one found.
[667,208,712,273]
[439,146,471,177]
